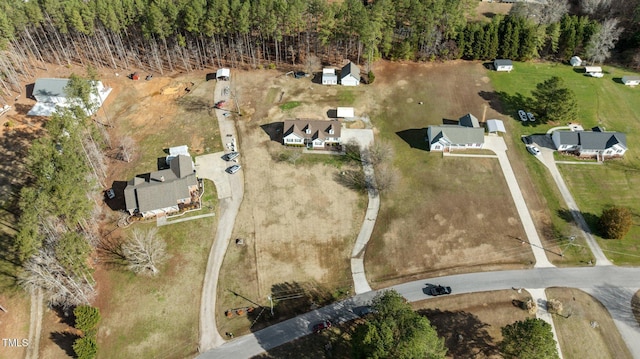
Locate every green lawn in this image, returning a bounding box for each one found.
[489,62,640,264]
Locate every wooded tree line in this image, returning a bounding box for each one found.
[16,75,107,308]
[1,0,637,95]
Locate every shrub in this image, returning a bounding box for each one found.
[74,305,101,335]
[598,206,633,239]
[73,336,97,359]
[367,70,375,84]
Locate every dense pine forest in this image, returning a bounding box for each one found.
[0,0,639,98]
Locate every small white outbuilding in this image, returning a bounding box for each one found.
[216,68,230,80]
[622,76,640,86]
[336,107,355,119]
[322,68,338,85]
[570,56,582,67]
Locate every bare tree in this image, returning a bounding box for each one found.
[585,18,623,64]
[119,136,136,163]
[334,169,367,192]
[581,0,612,15]
[373,163,399,194]
[121,228,167,276]
[511,0,569,24]
[365,141,394,166]
[19,249,95,308]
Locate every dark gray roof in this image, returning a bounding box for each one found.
[494,59,513,67]
[341,62,360,80]
[124,155,197,214]
[579,132,627,150]
[33,78,70,99]
[622,76,640,82]
[458,113,480,128]
[428,125,484,145]
[555,131,580,145]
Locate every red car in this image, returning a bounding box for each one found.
[313,320,332,333]
[214,100,226,109]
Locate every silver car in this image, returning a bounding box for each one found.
[222,152,239,161]
[518,110,528,122]
[226,164,241,174]
[526,145,541,156]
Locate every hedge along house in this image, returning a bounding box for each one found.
[282,119,342,149]
[124,154,199,218]
[493,59,513,72]
[28,78,112,116]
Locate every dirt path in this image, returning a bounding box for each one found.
[25,288,43,359]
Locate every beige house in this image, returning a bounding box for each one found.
[282,119,341,149]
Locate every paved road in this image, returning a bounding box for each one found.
[198,266,640,359]
[197,79,245,352]
[477,135,554,268]
[531,134,612,266]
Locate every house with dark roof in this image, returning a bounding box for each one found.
[28,78,112,117]
[551,130,627,159]
[425,125,485,152]
[340,62,360,86]
[458,113,480,128]
[124,155,199,217]
[282,119,341,149]
[494,59,513,72]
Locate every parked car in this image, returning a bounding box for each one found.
[521,135,532,145]
[294,71,307,79]
[526,145,541,156]
[222,152,239,161]
[214,100,226,109]
[313,320,332,333]
[428,285,452,296]
[518,110,528,122]
[105,188,116,200]
[526,112,536,122]
[226,164,241,174]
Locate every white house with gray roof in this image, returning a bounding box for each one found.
[426,125,485,152]
[28,78,111,116]
[552,130,627,159]
[282,119,341,148]
[124,155,198,217]
[340,62,360,86]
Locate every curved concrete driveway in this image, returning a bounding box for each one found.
[530,134,612,266]
[342,128,376,294]
[198,266,640,359]
[196,79,245,352]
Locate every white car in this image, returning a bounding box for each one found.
[526,145,541,156]
[518,110,528,122]
[527,112,536,122]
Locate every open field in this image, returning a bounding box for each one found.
[547,287,632,359]
[488,62,640,264]
[216,69,368,337]
[0,291,30,359]
[364,61,551,288]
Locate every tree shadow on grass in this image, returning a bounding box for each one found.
[50,331,79,357]
[479,90,532,118]
[419,308,500,358]
[557,208,601,236]
[395,129,429,151]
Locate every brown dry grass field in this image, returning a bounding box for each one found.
[216,70,369,336]
[364,61,547,287]
[547,287,632,359]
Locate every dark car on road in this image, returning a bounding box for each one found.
[313,320,332,333]
[521,135,532,145]
[428,285,452,296]
[226,164,241,174]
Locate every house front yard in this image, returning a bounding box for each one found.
[488,62,640,265]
